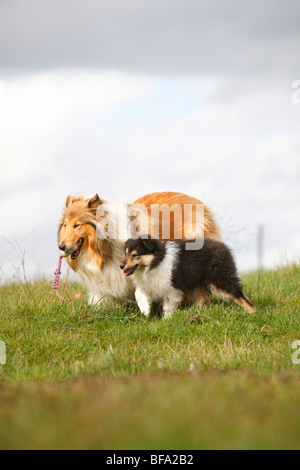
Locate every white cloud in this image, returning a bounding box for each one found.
[0,70,156,190]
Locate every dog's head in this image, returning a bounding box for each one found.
[120,237,164,276]
[58,194,101,261]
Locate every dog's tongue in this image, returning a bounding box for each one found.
[124,267,134,276]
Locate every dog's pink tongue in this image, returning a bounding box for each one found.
[124,268,133,276]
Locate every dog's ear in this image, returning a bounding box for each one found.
[142,239,156,251]
[65,195,74,208]
[87,194,101,209]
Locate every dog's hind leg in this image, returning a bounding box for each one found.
[206,245,255,313]
[193,284,210,308]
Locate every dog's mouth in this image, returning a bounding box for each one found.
[71,238,84,260]
[123,265,138,277]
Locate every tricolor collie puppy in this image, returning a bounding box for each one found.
[120,237,255,318]
[58,192,221,305]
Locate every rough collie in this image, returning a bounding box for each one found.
[58,192,221,304]
[120,237,255,317]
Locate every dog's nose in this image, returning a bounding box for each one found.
[59,244,66,252]
[120,261,126,270]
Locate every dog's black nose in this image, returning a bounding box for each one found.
[59,244,66,252]
[120,262,125,270]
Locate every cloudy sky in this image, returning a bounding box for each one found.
[0,0,299,281]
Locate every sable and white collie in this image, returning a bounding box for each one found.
[120,237,255,318]
[58,192,221,305]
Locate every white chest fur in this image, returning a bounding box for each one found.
[132,242,184,318]
[76,242,135,304]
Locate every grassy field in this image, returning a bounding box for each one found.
[0,263,300,449]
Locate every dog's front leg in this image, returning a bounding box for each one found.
[163,289,184,319]
[162,300,179,319]
[135,288,151,317]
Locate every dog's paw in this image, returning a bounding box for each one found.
[162,305,175,319]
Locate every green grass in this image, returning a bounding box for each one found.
[0,264,300,449]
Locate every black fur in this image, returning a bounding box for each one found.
[172,240,253,307]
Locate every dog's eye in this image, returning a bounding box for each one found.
[132,254,139,259]
[74,224,80,229]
